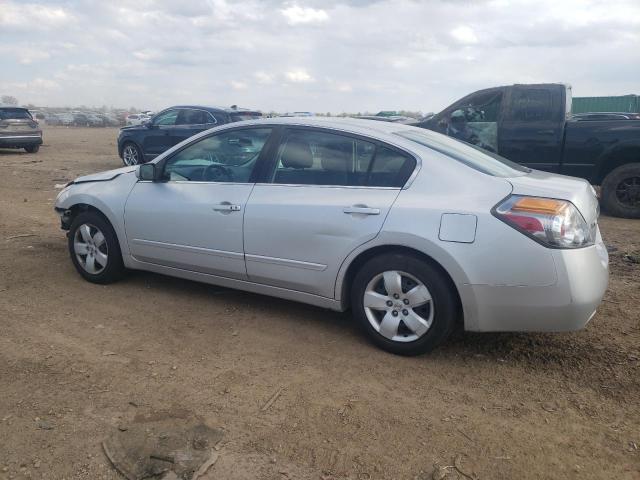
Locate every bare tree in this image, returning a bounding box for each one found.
[1,95,18,106]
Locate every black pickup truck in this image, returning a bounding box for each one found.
[415,84,640,218]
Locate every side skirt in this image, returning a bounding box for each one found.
[127,257,345,312]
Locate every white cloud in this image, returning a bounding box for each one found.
[0,3,73,29]
[1,0,639,113]
[230,80,248,90]
[285,69,314,83]
[450,25,478,45]
[281,5,329,25]
[254,72,275,84]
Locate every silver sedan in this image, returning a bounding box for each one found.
[54,118,608,355]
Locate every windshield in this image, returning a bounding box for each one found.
[394,129,529,177]
[0,108,32,120]
[230,112,262,122]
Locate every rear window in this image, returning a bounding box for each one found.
[230,112,262,122]
[0,108,32,120]
[395,129,528,177]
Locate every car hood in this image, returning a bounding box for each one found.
[74,166,136,184]
[507,169,599,225]
[120,124,146,132]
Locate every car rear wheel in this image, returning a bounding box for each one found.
[122,142,142,166]
[25,145,39,153]
[601,163,640,218]
[351,252,457,355]
[68,211,125,284]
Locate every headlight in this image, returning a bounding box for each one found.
[493,195,594,249]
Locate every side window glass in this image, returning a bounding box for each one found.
[512,89,552,121]
[177,109,209,125]
[212,113,227,124]
[154,110,179,126]
[163,128,272,183]
[271,130,375,187]
[205,112,217,124]
[442,91,502,152]
[368,146,415,188]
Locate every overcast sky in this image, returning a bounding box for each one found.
[1,0,639,113]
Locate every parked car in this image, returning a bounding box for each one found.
[117,105,262,165]
[86,113,105,127]
[414,83,640,218]
[56,113,75,126]
[0,107,43,153]
[125,114,149,126]
[44,113,61,125]
[28,110,45,122]
[97,113,120,127]
[55,118,608,355]
[72,112,90,127]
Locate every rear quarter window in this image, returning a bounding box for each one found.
[395,129,528,177]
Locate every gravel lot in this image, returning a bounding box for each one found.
[0,126,639,479]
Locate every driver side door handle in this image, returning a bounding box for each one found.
[213,203,241,212]
[343,206,380,215]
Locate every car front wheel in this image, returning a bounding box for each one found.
[68,211,125,284]
[351,252,458,355]
[25,145,39,153]
[122,142,143,166]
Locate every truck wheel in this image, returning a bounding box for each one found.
[601,163,640,218]
[25,145,39,153]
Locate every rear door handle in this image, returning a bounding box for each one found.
[536,129,555,135]
[213,203,241,212]
[343,206,380,215]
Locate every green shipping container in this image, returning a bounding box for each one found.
[572,95,639,114]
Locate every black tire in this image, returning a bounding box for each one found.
[351,252,458,356]
[25,145,39,153]
[601,162,640,218]
[68,211,125,284]
[121,142,143,166]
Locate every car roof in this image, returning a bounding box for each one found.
[231,116,419,135]
[0,106,28,111]
[217,116,438,154]
[159,105,260,114]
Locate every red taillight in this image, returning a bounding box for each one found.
[505,213,544,233]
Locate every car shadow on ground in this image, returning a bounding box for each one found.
[120,269,628,378]
[0,149,28,155]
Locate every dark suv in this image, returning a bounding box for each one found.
[117,105,262,165]
[0,107,43,153]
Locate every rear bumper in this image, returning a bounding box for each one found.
[0,134,43,148]
[465,232,609,332]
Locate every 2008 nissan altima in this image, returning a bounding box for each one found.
[54,117,608,355]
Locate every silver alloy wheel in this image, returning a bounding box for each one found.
[122,144,139,165]
[73,224,108,274]
[363,270,434,342]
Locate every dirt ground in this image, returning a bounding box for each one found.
[0,126,638,480]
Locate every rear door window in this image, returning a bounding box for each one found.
[269,129,415,188]
[511,88,553,121]
[176,109,212,126]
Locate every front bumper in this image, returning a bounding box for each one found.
[0,134,43,148]
[465,230,609,332]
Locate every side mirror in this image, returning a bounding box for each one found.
[137,163,157,181]
[144,120,155,129]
